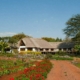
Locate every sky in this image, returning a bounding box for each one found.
[0,0,80,39]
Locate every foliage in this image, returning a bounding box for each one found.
[72,32,80,42]
[0,33,30,44]
[56,37,62,42]
[19,51,41,55]
[0,37,10,42]
[45,53,53,59]
[63,36,72,42]
[74,45,80,51]
[18,51,45,60]
[56,51,67,56]
[0,59,34,77]
[45,52,73,60]
[42,37,62,42]
[74,45,80,55]
[0,53,15,57]
[52,54,73,60]
[9,37,17,44]
[12,49,18,54]
[15,59,52,80]
[15,75,29,80]
[10,33,29,43]
[42,37,56,42]
[0,41,8,53]
[74,62,80,68]
[63,14,80,37]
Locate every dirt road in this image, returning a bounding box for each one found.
[46,60,80,80]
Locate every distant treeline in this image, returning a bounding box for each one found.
[42,37,62,42]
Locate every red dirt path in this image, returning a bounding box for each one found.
[46,60,80,80]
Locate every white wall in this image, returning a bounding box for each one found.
[18,46,26,52]
[43,49,45,51]
[54,49,59,52]
[19,46,26,48]
[32,48,36,52]
[18,46,37,52]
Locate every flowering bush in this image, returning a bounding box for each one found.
[19,51,41,55]
[10,77,14,80]
[14,59,52,80]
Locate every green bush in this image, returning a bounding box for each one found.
[56,51,67,56]
[45,53,53,59]
[52,55,73,60]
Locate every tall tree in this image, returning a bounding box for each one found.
[56,37,62,42]
[72,32,80,42]
[63,14,80,37]
[12,33,27,41]
[9,33,29,44]
[63,36,72,42]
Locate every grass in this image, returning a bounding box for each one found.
[47,54,73,60]
[74,63,80,68]
[45,52,73,60]
[0,52,15,57]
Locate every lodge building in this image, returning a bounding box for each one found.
[17,37,75,53]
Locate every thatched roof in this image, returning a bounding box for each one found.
[32,38,53,48]
[49,42,62,48]
[22,38,37,47]
[17,37,53,48]
[49,42,75,49]
[17,37,75,49]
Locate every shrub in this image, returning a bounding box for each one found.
[19,51,41,55]
[52,55,73,60]
[45,53,53,59]
[56,51,67,56]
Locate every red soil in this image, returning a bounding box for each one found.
[0,71,23,80]
[46,60,80,80]
[0,60,80,80]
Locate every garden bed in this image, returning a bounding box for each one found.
[0,59,35,79]
[0,59,52,80]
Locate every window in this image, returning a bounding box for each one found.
[27,48,33,51]
[45,49,49,51]
[40,49,43,51]
[51,49,54,51]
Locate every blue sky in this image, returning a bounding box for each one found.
[0,0,80,39]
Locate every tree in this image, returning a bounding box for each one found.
[12,33,27,41]
[9,33,29,44]
[0,41,8,53]
[42,37,62,42]
[9,37,17,44]
[56,37,62,42]
[74,44,80,55]
[72,32,80,42]
[63,36,72,42]
[42,37,56,42]
[63,14,80,37]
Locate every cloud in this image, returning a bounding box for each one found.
[0,32,17,37]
